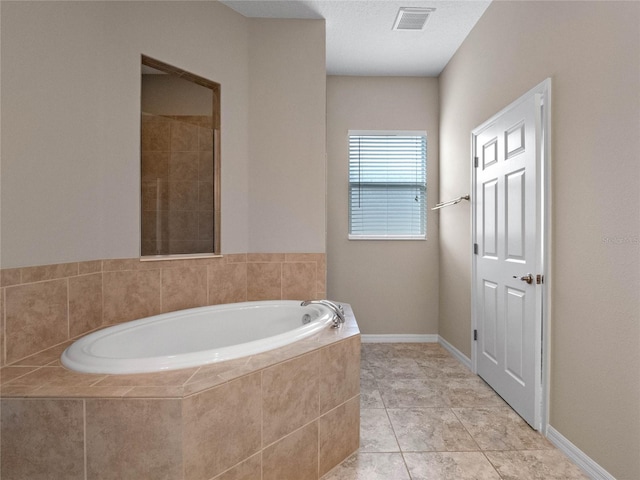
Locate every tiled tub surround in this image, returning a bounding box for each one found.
[0,253,326,367]
[0,305,359,479]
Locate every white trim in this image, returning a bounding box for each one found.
[360,334,438,343]
[438,336,472,370]
[546,426,615,480]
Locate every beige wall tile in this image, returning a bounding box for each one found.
[319,396,361,477]
[183,372,262,480]
[142,117,170,152]
[94,367,198,388]
[10,341,72,367]
[1,288,4,366]
[103,269,161,325]
[21,262,79,283]
[263,421,319,480]
[247,262,281,301]
[224,254,247,263]
[86,398,183,480]
[208,262,247,305]
[0,269,21,287]
[5,279,68,364]
[78,260,103,275]
[199,126,214,152]
[169,152,199,182]
[1,398,84,479]
[319,336,361,413]
[212,453,261,480]
[263,351,320,445]
[141,151,169,181]
[247,253,285,263]
[317,254,327,294]
[69,273,103,337]
[171,121,199,152]
[282,262,316,300]
[161,266,207,313]
[168,180,199,211]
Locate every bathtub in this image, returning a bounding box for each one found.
[61,300,335,374]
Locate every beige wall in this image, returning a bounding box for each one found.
[439,2,640,478]
[248,20,327,253]
[327,76,439,335]
[0,1,326,268]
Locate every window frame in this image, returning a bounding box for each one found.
[348,130,428,241]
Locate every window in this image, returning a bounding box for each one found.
[348,131,427,240]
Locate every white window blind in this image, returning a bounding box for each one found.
[348,131,427,240]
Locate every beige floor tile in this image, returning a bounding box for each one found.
[377,378,449,408]
[359,408,399,452]
[453,407,553,451]
[368,358,426,378]
[439,376,507,407]
[404,452,501,480]
[321,452,411,480]
[387,407,478,452]
[360,387,384,409]
[485,450,590,479]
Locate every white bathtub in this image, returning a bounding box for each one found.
[61,300,335,374]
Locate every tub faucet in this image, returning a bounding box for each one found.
[301,300,345,328]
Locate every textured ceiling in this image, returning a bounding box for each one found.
[220,0,491,76]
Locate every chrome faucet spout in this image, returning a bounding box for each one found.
[301,299,345,328]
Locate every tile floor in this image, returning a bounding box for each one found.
[321,343,589,480]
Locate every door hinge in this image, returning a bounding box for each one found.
[474,156,479,168]
[473,243,479,255]
[473,329,478,341]
[536,274,544,284]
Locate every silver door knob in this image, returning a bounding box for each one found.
[513,274,533,284]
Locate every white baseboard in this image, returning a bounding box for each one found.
[546,426,615,480]
[438,336,472,370]
[360,334,438,343]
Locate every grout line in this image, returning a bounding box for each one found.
[83,399,87,480]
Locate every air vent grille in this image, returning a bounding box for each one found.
[393,7,435,31]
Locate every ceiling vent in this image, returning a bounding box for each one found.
[392,7,435,31]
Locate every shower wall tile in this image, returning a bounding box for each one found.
[69,273,103,337]
[263,421,319,480]
[141,117,171,152]
[247,262,282,301]
[262,351,320,445]
[169,152,199,182]
[319,335,361,414]
[168,181,199,210]
[319,395,361,477]
[1,398,85,480]
[5,279,68,364]
[141,151,169,181]
[199,126,214,152]
[103,269,161,325]
[208,262,247,305]
[199,151,214,179]
[282,262,316,300]
[86,398,183,480]
[161,265,208,313]
[171,121,199,152]
[183,372,262,480]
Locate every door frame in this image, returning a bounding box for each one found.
[470,78,552,432]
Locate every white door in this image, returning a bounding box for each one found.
[472,81,549,428]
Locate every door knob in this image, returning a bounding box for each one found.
[513,274,533,284]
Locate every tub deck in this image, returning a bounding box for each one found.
[1,305,361,480]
